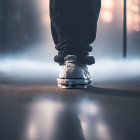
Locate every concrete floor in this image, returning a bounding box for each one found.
[0,78,140,140]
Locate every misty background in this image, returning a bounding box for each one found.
[0,0,140,59]
[0,0,140,82]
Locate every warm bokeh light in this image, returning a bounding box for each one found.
[132,4,139,12]
[102,0,114,9]
[133,24,140,31]
[40,0,50,25]
[101,0,140,31]
[101,11,113,23]
[127,0,140,32]
[134,14,140,23]
[39,0,140,31]
[101,0,114,23]
[127,12,133,30]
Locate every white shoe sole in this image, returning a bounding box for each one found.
[57,78,92,89]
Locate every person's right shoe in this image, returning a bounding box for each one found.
[57,55,92,89]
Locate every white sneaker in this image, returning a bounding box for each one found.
[57,55,92,88]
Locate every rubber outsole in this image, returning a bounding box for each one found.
[57,78,92,89]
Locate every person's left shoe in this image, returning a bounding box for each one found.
[57,55,92,89]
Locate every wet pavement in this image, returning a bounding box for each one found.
[0,80,140,140]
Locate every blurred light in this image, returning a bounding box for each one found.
[132,4,139,12]
[28,123,37,140]
[101,0,114,23]
[78,99,112,140]
[40,0,50,25]
[78,100,100,140]
[25,99,64,140]
[96,122,111,140]
[42,16,50,25]
[79,100,99,116]
[102,0,114,9]
[101,11,113,23]
[81,122,87,132]
[127,12,133,30]
[134,14,140,23]
[133,24,140,31]
[127,0,140,32]
[127,0,131,8]
[134,0,139,4]
[120,0,140,32]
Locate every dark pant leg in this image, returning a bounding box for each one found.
[50,0,101,65]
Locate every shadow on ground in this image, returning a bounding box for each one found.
[84,86,140,98]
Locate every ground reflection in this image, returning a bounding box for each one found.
[24,97,111,140]
[78,100,111,140]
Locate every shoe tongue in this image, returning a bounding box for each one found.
[64,55,77,62]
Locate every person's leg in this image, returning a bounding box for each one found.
[49,0,101,88]
[50,0,101,65]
